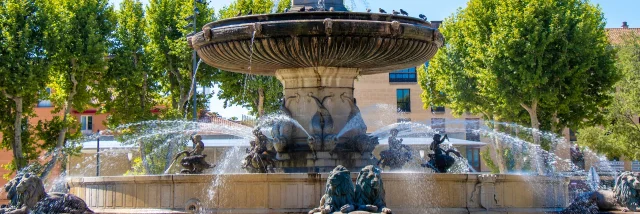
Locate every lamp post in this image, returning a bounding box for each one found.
[96,130,101,176]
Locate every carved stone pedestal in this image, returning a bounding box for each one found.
[274,67,376,172]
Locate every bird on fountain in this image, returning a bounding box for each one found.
[236,10,242,16]
[379,8,386,13]
[308,7,317,11]
[366,8,371,13]
[419,14,427,21]
[329,7,334,12]
[392,10,400,15]
[247,9,252,15]
[299,6,306,12]
[400,9,408,16]
[284,8,289,12]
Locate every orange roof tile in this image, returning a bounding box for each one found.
[606,28,640,45]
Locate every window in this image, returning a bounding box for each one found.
[396,89,411,112]
[466,147,481,171]
[465,118,480,141]
[431,106,445,113]
[389,67,417,82]
[37,88,53,107]
[569,129,577,142]
[81,115,93,131]
[431,118,445,133]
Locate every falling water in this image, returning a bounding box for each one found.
[256,113,311,137]
[587,166,600,191]
[242,30,257,100]
[184,59,203,118]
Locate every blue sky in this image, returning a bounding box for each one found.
[109,0,640,118]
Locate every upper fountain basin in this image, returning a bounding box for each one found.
[190,12,444,75]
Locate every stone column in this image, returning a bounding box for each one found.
[478,174,499,210]
[275,67,360,143]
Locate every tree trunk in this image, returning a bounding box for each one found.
[257,88,265,117]
[12,97,25,170]
[521,100,540,145]
[491,116,507,173]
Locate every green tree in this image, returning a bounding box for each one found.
[98,0,159,126]
[214,0,288,117]
[45,0,115,174]
[578,32,640,160]
[420,0,616,141]
[146,0,215,118]
[419,0,618,172]
[0,0,53,170]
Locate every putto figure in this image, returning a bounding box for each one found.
[167,134,215,174]
[570,144,585,170]
[422,133,461,173]
[378,129,412,170]
[242,128,276,173]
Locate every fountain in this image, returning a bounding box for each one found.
[189,0,443,173]
[59,0,582,213]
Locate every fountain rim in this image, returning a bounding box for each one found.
[202,11,435,30]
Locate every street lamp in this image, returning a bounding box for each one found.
[186,0,207,122]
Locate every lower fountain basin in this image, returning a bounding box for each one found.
[67,173,569,213]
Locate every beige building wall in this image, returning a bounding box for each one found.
[354,72,489,171]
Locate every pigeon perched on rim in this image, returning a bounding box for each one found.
[329,7,335,12]
[419,14,427,21]
[236,10,242,16]
[366,8,371,13]
[400,9,408,16]
[308,7,317,11]
[392,10,400,15]
[299,6,306,12]
[247,9,252,15]
[379,8,386,13]
[284,8,289,12]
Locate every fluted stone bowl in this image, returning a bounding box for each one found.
[190,12,443,75]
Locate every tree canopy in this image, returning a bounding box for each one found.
[420,0,617,136]
[578,32,640,160]
[419,0,618,172]
[213,0,289,117]
[146,0,215,118]
[0,0,53,170]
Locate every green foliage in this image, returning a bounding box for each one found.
[47,0,115,113]
[480,147,499,173]
[98,0,159,127]
[419,0,618,137]
[503,148,515,171]
[214,0,286,117]
[578,32,640,160]
[124,157,146,175]
[0,0,54,170]
[146,0,215,118]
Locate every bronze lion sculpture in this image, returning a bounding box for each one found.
[355,165,392,213]
[309,165,356,214]
[563,171,640,213]
[0,173,93,214]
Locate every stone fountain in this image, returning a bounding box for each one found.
[189,0,442,173]
[64,0,575,213]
